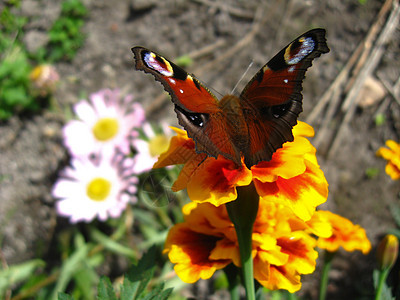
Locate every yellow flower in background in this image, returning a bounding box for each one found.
[376,140,400,180]
[316,210,371,255]
[155,121,328,222]
[164,200,332,292]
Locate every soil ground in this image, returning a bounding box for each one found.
[1,0,400,299]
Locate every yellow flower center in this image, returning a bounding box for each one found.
[149,135,170,157]
[92,118,119,141]
[30,65,44,81]
[86,177,111,201]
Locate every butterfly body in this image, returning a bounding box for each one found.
[132,29,329,169]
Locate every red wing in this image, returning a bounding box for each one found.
[132,47,219,112]
[239,29,329,168]
[132,47,241,165]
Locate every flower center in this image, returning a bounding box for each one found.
[149,135,170,157]
[92,118,119,141]
[86,177,111,201]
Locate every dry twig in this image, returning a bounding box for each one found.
[190,0,254,19]
[327,0,400,158]
[307,0,394,125]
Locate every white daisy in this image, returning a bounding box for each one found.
[53,152,138,223]
[128,122,172,174]
[63,89,145,158]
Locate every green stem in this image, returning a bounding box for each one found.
[375,268,390,300]
[226,182,259,300]
[225,264,240,300]
[288,291,298,300]
[319,250,335,300]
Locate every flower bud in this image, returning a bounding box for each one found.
[30,64,59,96]
[377,234,399,270]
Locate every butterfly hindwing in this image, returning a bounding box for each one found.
[239,28,329,167]
[132,47,241,165]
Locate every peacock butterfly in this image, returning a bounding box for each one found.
[132,28,329,169]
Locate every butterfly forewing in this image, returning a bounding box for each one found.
[132,47,241,165]
[239,29,329,168]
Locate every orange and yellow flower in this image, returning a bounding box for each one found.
[316,210,371,255]
[164,200,332,292]
[376,140,400,180]
[154,121,328,221]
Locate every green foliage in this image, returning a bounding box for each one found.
[0,259,45,296]
[47,0,87,61]
[373,269,395,300]
[58,246,173,300]
[0,0,27,37]
[3,196,179,299]
[0,2,35,120]
[0,0,87,120]
[0,45,36,119]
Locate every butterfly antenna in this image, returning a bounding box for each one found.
[231,61,254,94]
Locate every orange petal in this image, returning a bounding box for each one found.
[187,156,252,206]
[292,121,315,138]
[209,239,241,266]
[288,210,333,238]
[183,202,235,239]
[172,153,207,191]
[154,127,197,168]
[278,232,317,275]
[255,232,317,292]
[259,264,301,293]
[252,136,314,182]
[256,160,328,221]
[316,211,371,254]
[164,223,230,283]
[386,140,400,152]
[386,162,400,180]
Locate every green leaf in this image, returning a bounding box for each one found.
[142,283,173,300]
[58,292,75,300]
[365,167,379,179]
[90,228,138,260]
[49,236,90,299]
[120,246,157,300]
[175,55,192,68]
[156,287,173,300]
[73,266,98,300]
[98,276,117,300]
[375,113,386,126]
[0,259,45,296]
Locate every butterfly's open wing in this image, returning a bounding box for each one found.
[239,29,329,168]
[132,47,241,165]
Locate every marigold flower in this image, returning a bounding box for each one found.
[316,210,371,254]
[52,152,138,223]
[63,89,145,158]
[164,200,331,292]
[155,121,328,221]
[376,140,400,180]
